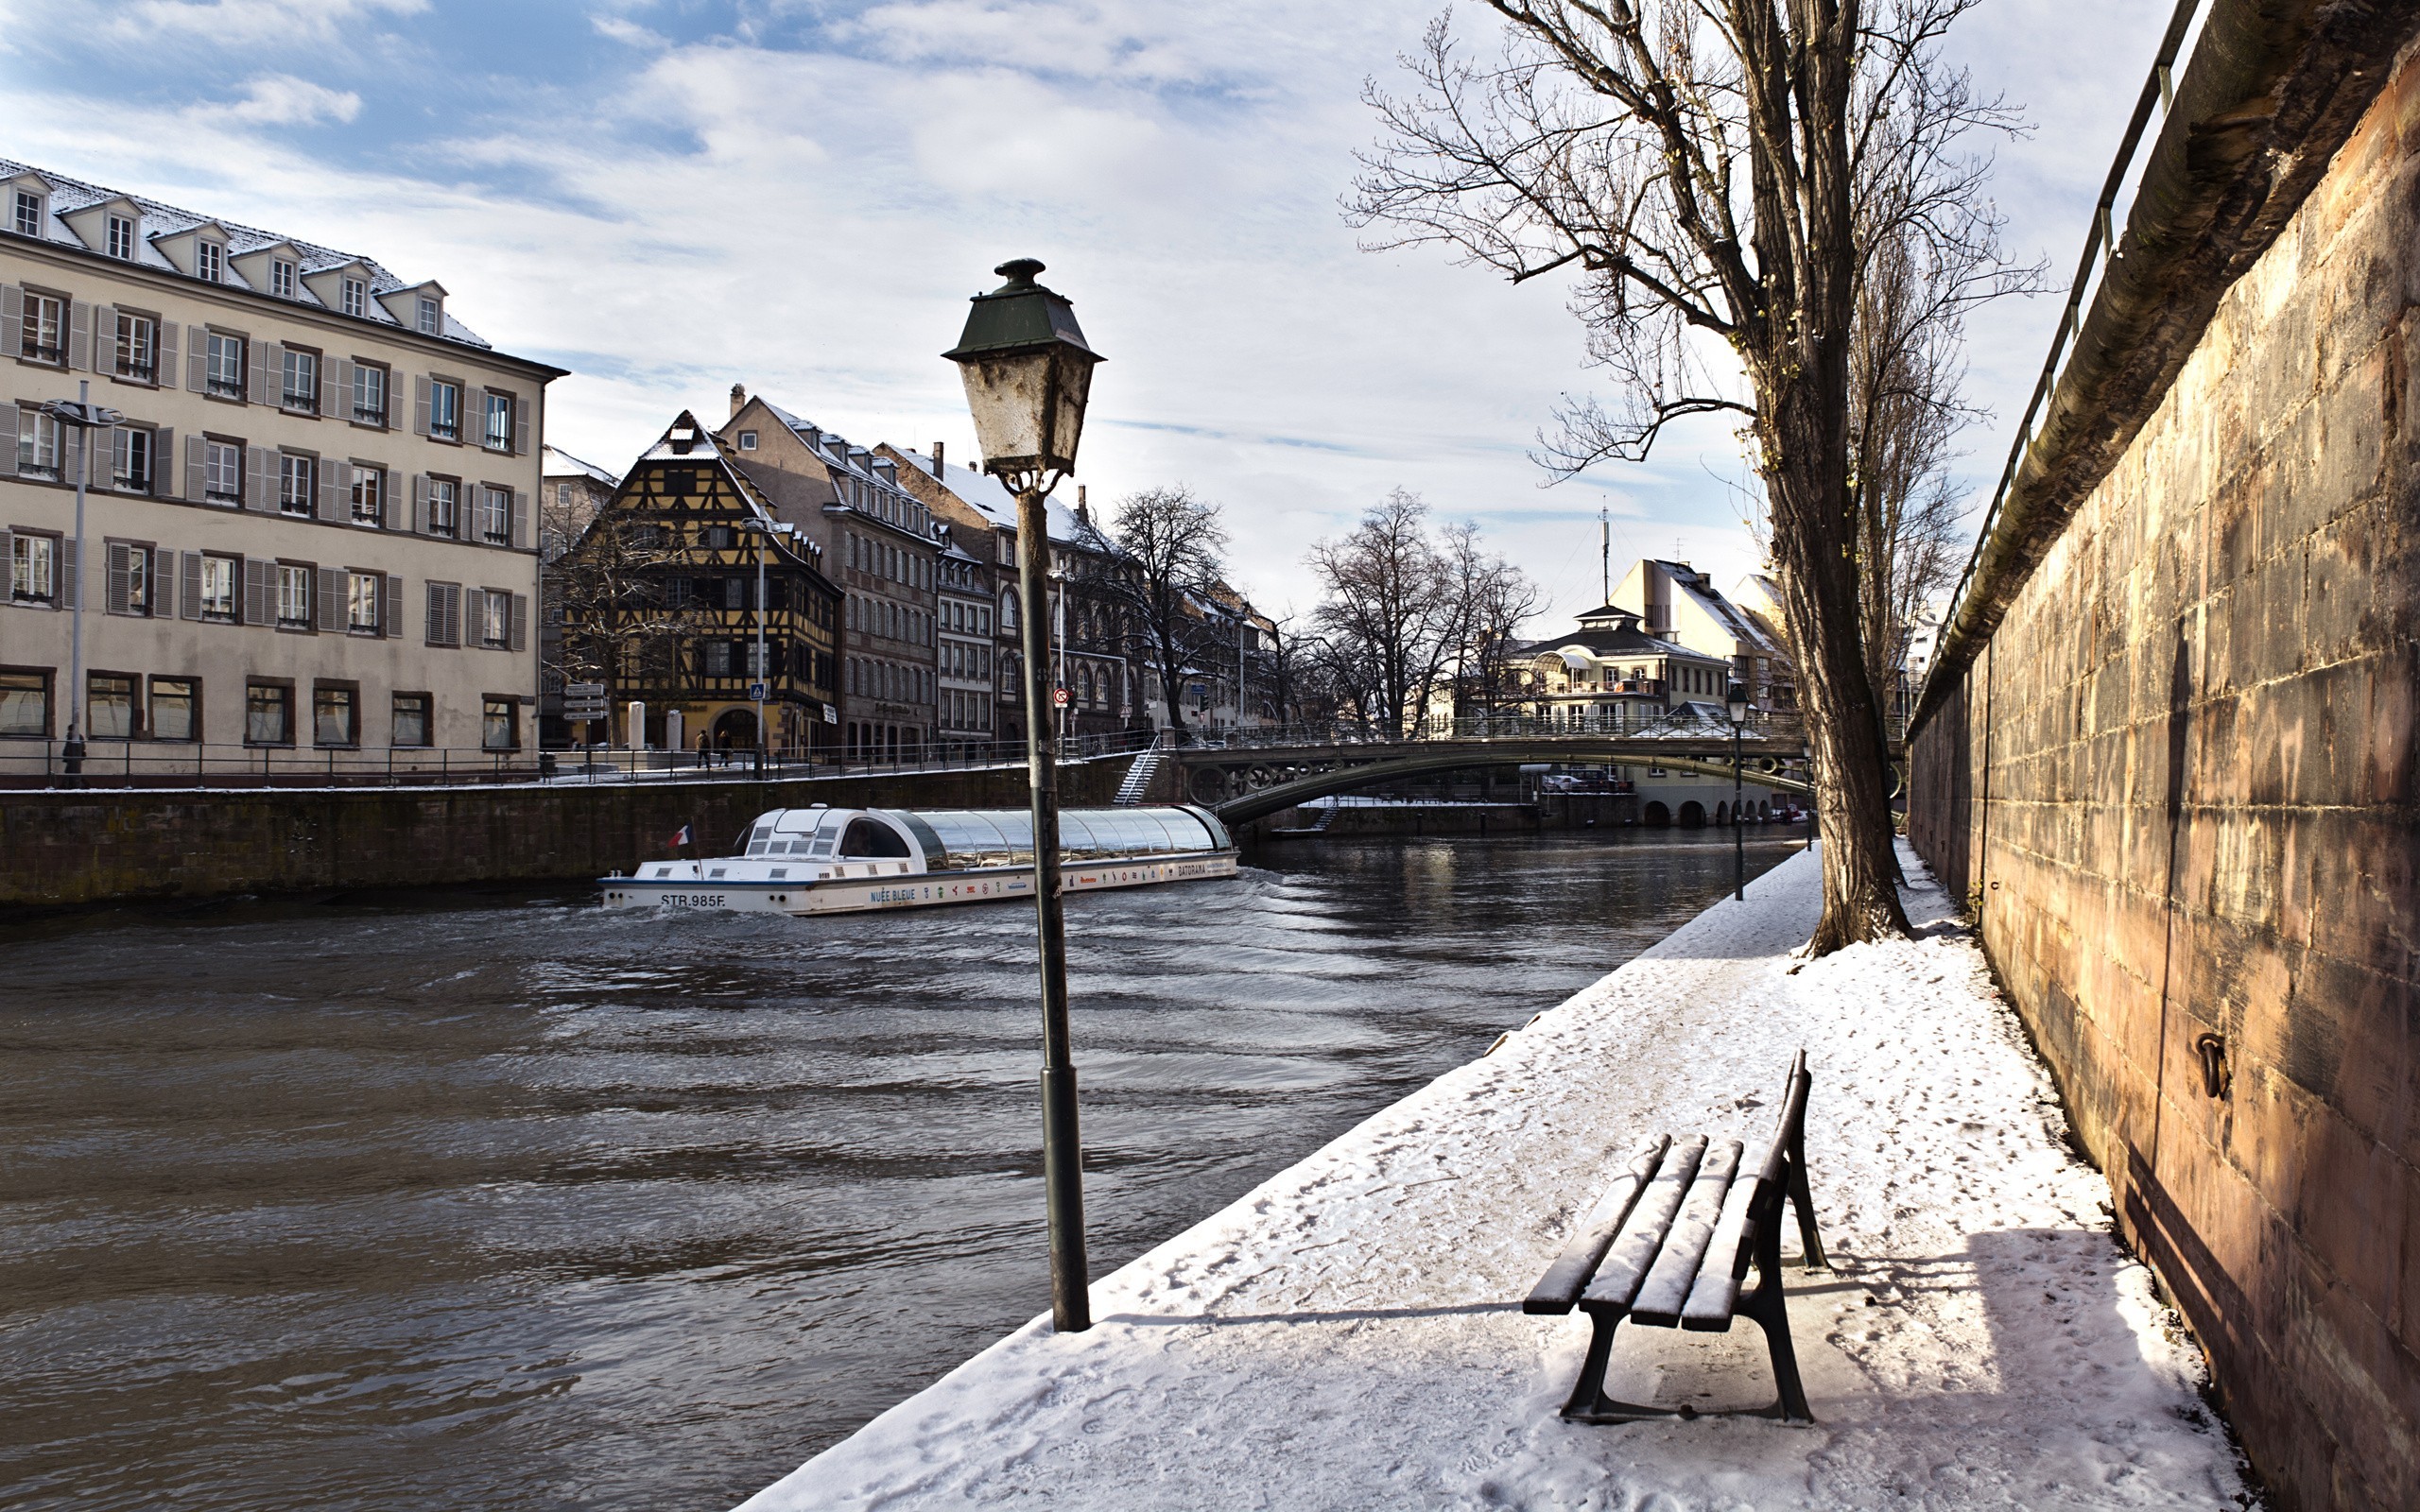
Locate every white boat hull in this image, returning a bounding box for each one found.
[602,852,1238,916]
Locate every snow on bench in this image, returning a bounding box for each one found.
[1523,1049,1828,1422]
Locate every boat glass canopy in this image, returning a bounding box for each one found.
[738,805,1231,870]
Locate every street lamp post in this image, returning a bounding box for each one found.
[946,258,1103,1333]
[1727,682,1752,901]
[38,383,125,778]
[737,516,772,772]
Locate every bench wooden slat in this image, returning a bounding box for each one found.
[1580,1134,1707,1311]
[1523,1134,1669,1315]
[1678,1138,1771,1328]
[1629,1136,1743,1325]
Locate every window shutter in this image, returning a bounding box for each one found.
[68,301,90,370]
[443,583,461,646]
[383,574,401,638]
[248,446,274,510]
[1,284,18,334]
[513,394,529,456]
[0,403,15,478]
[184,434,205,501]
[317,567,342,632]
[181,552,202,620]
[510,593,527,653]
[186,326,206,391]
[318,459,344,522]
[511,490,528,550]
[107,542,131,613]
[59,539,78,611]
[413,373,431,437]
[150,427,173,497]
[248,337,269,404]
[157,320,176,385]
[411,472,428,534]
[321,357,340,418]
[463,587,485,644]
[90,304,115,371]
[243,558,269,625]
[111,427,130,490]
[153,547,175,618]
[425,581,443,645]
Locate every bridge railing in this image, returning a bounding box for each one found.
[1174,708,1810,751]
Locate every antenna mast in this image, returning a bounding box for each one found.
[1599,506,1610,604]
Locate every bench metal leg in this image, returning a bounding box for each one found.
[1786,1134,1827,1270]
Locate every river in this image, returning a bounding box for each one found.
[0,828,1805,1512]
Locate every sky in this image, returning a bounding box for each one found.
[0,0,2195,628]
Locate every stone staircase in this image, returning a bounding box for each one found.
[1113,736,1169,805]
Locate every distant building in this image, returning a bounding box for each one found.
[1612,558,1784,708]
[935,535,997,753]
[554,411,839,756]
[1520,602,1736,728]
[720,391,942,760]
[0,156,562,762]
[537,444,617,744]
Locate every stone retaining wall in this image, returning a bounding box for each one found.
[0,759,1134,912]
[1907,50,2419,1510]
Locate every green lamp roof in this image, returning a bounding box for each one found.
[943,259,1102,364]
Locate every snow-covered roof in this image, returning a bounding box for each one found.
[1646,559,1778,653]
[0,155,494,349]
[542,445,619,487]
[751,400,950,544]
[890,447,1099,548]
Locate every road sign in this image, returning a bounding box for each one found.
[566,681,605,698]
[748,681,769,701]
[1053,687,1071,707]
[821,704,838,724]
[563,706,608,720]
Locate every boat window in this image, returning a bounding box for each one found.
[839,818,911,858]
[807,836,836,858]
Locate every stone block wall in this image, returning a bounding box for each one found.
[0,758,1134,912]
[1909,55,2420,1510]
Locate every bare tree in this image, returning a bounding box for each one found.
[552,511,697,730]
[1437,522,1544,726]
[1307,490,1460,737]
[1081,486,1228,739]
[1350,0,2021,952]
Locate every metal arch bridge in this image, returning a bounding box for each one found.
[1173,728,1817,826]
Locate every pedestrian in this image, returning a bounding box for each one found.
[697,730,710,769]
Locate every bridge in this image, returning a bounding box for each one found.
[1165,718,1818,826]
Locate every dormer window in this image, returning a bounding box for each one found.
[12,190,42,237]
[416,297,440,335]
[737,430,758,451]
[106,215,135,260]
[342,278,367,318]
[195,240,223,283]
[270,259,295,299]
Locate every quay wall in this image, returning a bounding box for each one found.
[1907,40,2420,1511]
[0,758,1134,912]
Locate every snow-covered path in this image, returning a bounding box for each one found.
[739,845,2248,1511]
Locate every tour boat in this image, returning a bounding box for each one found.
[599,803,1240,915]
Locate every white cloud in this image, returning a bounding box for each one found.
[224,74,363,126]
[112,0,427,47]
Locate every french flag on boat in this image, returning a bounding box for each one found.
[669,824,692,850]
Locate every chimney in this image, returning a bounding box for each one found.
[932,440,944,473]
[729,383,747,420]
[1076,484,1088,524]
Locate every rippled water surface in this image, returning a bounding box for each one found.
[0,830,1804,1512]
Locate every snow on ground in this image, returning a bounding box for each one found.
[740,843,2249,1511]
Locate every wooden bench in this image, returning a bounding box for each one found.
[1523,1050,1828,1423]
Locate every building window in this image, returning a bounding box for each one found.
[554,481,571,506]
[0,669,48,737]
[737,430,758,451]
[481,485,510,543]
[12,190,42,236]
[275,563,312,627]
[392,693,432,747]
[313,684,357,747]
[196,240,224,283]
[353,363,388,425]
[16,409,61,481]
[113,312,157,382]
[107,215,135,260]
[205,331,245,397]
[199,556,236,620]
[482,391,511,451]
[9,533,55,603]
[352,465,385,525]
[482,697,517,751]
[89,673,138,739]
[149,677,197,742]
[430,379,460,441]
[270,259,295,299]
[347,572,381,633]
[481,592,510,647]
[427,477,459,537]
[417,297,441,335]
[279,455,316,516]
[19,290,63,365]
[245,682,292,745]
[703,640,733,678]
[204,440,242,505]
[282,349,318,411]
[108,541,153,615]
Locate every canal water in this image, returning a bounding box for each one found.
[0,830,1805,1512]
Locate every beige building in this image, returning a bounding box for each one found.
[1611,558,1784,708]
[0,158,562,768]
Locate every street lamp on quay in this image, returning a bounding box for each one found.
[1726,682,1752,902]
[735,515,774,772]
[944,258,1104,1333]
[38,382,125,778]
